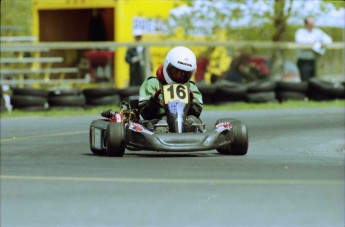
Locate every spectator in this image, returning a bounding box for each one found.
[225,48,258,83]
[125,29,147,86]
[295,16,332,81]
[89,9,107,41]
[194,57,209,83]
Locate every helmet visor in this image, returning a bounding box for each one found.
[166,64,193,84]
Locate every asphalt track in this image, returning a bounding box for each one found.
[1,108,344,227]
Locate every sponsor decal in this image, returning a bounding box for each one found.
[129,123,154,135]
[115,113,122,123]
[177,61,192,67]
[215,122,232,132]
[93,128,102,149]
[168,100,184,114]
[133,17,168,34]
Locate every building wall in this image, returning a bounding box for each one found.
[32,0,181,88]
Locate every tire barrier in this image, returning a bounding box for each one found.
[83,87,120,106]
[213,80,247,104]
[308,78,345,101]
[10,95,48,111]
[245,79,277,103]
[276,91,307,102]
[196,83,217,104]
[10,88,48,110]
[246,91,277,103]
[85,95,120,106]
[118,86,140,102]
[4,78,344,111]
[12,87,49,98]
[48,88,85,108]
[275,81,308,102]
[48,95,86,108]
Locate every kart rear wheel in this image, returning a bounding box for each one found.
[216,118,248,155]
[106,122,125,157]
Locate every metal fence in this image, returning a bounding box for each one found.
[1,41,344,87]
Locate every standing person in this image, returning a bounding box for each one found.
[295,16,333,81]
[125,29,146,86]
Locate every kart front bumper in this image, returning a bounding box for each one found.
[125,129,233,152]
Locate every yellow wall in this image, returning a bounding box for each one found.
[115,0,179,88]
[32,0,181,88]
[32,0,231,87]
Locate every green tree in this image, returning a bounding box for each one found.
[168,0,343,79]
[0,0,32,36]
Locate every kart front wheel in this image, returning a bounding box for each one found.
[106,122,125,157]
[89,119,109,156]
[216,118,248,155]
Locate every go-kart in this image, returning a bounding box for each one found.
[89,84,248,157]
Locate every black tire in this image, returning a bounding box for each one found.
[195,84,217,104]
[247,79,276,93]
[119,86,141,100]
[10,95,47,107]
[48,95,86,107]
[276,91,307,102]
[308,78,344,99]
[106,122,125,157]
[83,87,120,99]
[86,95,120,106]
[12,106,48,111]
[276,81,308,93]
[215,118,248,155]
[12,88,49,97]
[213,80,247,103]
[48,88,82,97]
[215,84,247,102]
[245,91,277,103]
[89,119,109,155]
[197,83,217,96]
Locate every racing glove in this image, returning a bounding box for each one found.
[139,96,160,120]
[188,102,203,118]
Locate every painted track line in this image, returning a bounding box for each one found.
[0,130,88,143]
[1,175,343,185]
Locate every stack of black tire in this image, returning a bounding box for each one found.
[245,79,277,103]
[212,80,247,104]
[307,78,345,101]
[10,88,48,111]
[276,81,309,102]
[196,82,217,104]
[118,86,141,102]
[48,88,86,108]
[5,78,344,112]
[83,87,120,107]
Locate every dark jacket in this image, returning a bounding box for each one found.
[125,47,145,86]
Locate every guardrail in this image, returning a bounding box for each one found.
[0,36,37,42]
[1,41,344,87]
[0,57,63,64]
[0,68,79,74]
[1,41,344,50]
[1,79,88,86]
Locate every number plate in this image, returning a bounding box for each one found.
[163,84,189,104]
[92,127,102,150]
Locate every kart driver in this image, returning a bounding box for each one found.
[139,46,203,123]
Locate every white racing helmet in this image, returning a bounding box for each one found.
[163,46,197,84]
